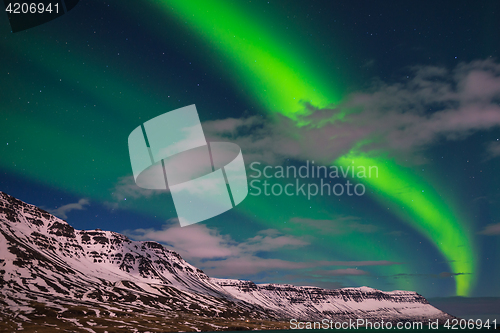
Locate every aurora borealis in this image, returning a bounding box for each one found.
[1,0,500,312]
[148,0,478,296]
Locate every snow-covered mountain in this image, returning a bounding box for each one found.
[0,191,453,331]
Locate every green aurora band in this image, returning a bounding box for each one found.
[150,0,340,119]
[154,0,477,296]
[336,154,476,296]
[0,0,477,296]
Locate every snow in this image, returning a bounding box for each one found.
[0,191,453,324]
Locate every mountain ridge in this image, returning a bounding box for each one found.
[0,191,454,331]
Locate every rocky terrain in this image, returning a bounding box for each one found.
[0,191,453,332]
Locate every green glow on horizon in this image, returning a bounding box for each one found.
[336,153,477,296]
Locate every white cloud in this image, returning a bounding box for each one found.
[125,222,400,278]
[47,198,90,219]
[126,222,306,261]
[478,223,500,235]
[202,59,500,165]
[290,216,379,234]
[111,175,161,202]
[127,221,236,259]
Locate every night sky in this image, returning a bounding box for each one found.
[1,0,500,303]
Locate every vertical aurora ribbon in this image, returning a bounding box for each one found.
[336,153,476,296]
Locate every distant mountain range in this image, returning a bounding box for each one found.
[0,191,453,331]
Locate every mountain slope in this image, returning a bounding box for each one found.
[0,191,453,331]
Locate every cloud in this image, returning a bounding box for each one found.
[106,175,170,209]
[485,141,500,159]
[111,60,500,204]
[322,268,370,276]
[390,272,470,279]
[203,115,300,165]
[126,222,308,260]
[126,220,238,259]
[125,222,400,278]
[478,223,500,235]
[126,224,310,276]
[289,216,379,234]
[111,59,500,210]
[438,271,467,278]
[111,175,162,202]
[318,260,401,266]
[202,59,500,165]
[202,257,309,276]
[47,198,90,219]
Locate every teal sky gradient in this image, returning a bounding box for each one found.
[0,0,498,298]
